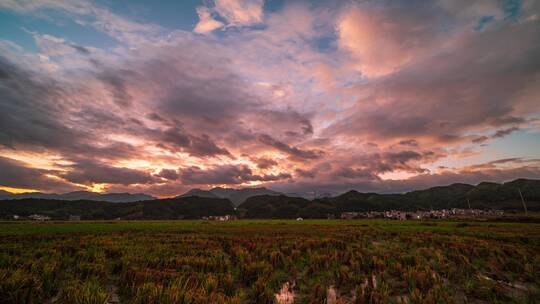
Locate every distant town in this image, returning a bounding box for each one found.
[340,208,504,220]
[13,208,507,222]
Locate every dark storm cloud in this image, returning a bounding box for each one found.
[0,63,9,79]
[0,56,81,150]
[295,168,317,178]
[398,139,419,147]
[133,55,256,130]
[61,159,156,185]
[301,119,314,135]
[379,151,431,174]
[257,134,323,160]
[0,156,79,192]
[254,110,315,137]
[0,56,140,163]
[294,163,332,179]
[471,127,520,144]
[97,70,136,107]
[492,127,520,138]
[384,151,423,164]
[70,43,90,55]
[472,136,489,144]
[159,127,231,157]
[332,167,380,180]
[179,164,291,185]
[160,127,190,149]
[252,157,278,169]
[156,168,179,180]
[146,112,165,122]
[186,134,232,158]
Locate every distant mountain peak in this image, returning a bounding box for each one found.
[178,186,282,206]
[178,189,219,199]
[0,191,155,203]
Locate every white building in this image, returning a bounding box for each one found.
[28,214,51,221]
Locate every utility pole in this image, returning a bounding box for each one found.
[518,188,528,215]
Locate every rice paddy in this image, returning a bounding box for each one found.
[0,220,539,303]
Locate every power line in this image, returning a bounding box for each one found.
[518,188,528,215]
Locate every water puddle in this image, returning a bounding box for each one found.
[326,285,337,304]
[107,285,120,304]
[275,282,295,304]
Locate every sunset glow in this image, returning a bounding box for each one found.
[0,186,39,194]
[0,0,539,197]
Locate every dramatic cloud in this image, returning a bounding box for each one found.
[179,164,291,185]
[252,157,278,169]
[0,0,539,196]
[0,56,84,151]
[214,0,264,26]
[327,11,540,146]
[194,0,264,33]
[257,134,323,161]
[473,127,521,143]
[156,168,180,181]
[61,160,156,185]
[194,6,224,33]
[337,2,438,77]
[159,127,231,158]
[0,156,78,192]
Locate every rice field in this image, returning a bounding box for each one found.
[0,220,539,303]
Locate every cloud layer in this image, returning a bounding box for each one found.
[0,0,539,196]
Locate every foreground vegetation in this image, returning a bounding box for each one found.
[1,220,539,303]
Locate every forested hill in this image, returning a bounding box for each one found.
[0,196,235,220]
[237,179,540,218]
[0,179,538,220]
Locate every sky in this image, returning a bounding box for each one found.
[0,0,539,197]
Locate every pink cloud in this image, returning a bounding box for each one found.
[0,0,539,196]
[194,6,224,34]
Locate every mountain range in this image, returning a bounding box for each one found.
[178,187,281,206]
[0,179,539,220]
[0,196,234,220]
[237,178,540,218]
[0,191,155,203]
[0,187,280,205]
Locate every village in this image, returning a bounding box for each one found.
[340,208,505,220]
[165,208,507,221]
[11,208,505,221]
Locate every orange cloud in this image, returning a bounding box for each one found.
[194,6,224,34]
[337,4,441,77]
[0,186,38,194]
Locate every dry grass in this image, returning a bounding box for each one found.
[0,220,538,303]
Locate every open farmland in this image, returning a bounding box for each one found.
[1,220,539,303]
